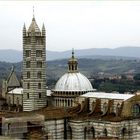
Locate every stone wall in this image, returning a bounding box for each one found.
[69,119,140,140]
[44,119,64,140]
[2,117,27,138]
[6,94,23,106]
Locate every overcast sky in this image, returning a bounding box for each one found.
[1,1,140,51]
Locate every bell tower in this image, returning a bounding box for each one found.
[23,15,46,111]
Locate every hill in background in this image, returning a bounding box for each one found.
[0,47,140,62]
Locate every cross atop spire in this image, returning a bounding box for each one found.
[33,6,35,18]
[27,7,41,33]
[72,48,74,58]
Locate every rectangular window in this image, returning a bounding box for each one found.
[26,38,31,44]
[36,50,42,57]
[27,71,30,79]
[38,83,41,89]
[25,50,31,57]
[27,83,30,89]
[36,38,43,45]
[39,93,41,98]
[26,61,30,68]
[37,61,42,68]
[27,93,29,99]
[37,72,42,79]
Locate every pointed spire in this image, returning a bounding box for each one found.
[27,7,42,33]
[23,23,26,36]
[23,23,26,29]
[42,23,46,36]
[42,23,45,30]
[32,6,36,21]
[28,15,41,33]
[33,6,35,18]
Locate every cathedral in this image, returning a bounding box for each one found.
[1,15,140,140]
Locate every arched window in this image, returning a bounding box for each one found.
[84,127,87,140]
[116,103,121,116]
[68,100,70,107]
[36,50,42,57]
[27,83,30,89]
[71,100,73,106]
[103,128,107,137]
[39,93,41,98]
[17,97,19,106]
[91,101,95,111]
[26,61,30,68]
[27,93,29,99]
[103,102,108,114]
[27,71,30,79]
[8,123,11,131]
[133,104,140,117]
[72,65,74,71]
[37,72,42,79]
[75,64,77,71]
[65,100,67,107]
[37,61,42,68]
[62,99,64,107]
[38,83,41,89]
[91,127,95,138]
[121,128,127,138]
[25,50,31,57]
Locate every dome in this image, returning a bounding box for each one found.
[54,72,93,91]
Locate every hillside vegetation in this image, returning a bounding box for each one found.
[0,58,140,93]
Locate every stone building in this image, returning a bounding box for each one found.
[66,92,140,139]
[1,67,22,111]
[52,50,94,108]
[1,92,140,140]
[1,13,140,140]
[22,15,47,111]
[7,88,23,107]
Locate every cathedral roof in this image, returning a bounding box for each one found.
[81,92,134,101]
[54,72,93,91]
[28,17,41,33]
[7,66,20,88]
[8,88,23,95]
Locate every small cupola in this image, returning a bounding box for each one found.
[68,49,78,73]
